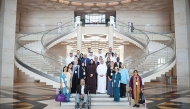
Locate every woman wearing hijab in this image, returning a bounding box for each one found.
[87,59,97,94]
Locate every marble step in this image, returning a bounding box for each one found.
[61,101,129,106]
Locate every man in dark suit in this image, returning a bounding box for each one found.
[76,79,89,108]
[105,47,114,57]
[94,56,100,66]
[83,54,90,67]
[114,57,122,68]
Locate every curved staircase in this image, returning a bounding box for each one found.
[15,19,175,106]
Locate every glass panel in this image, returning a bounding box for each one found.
[85,14,106,24]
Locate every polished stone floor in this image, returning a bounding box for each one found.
[0,83,190,109]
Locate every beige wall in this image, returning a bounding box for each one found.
[116,11,174,33]
[17,10,74,33]
[49,44,67,59]
[124,44,141,59]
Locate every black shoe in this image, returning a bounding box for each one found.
[133,104,137,107]
[82,103,86,108]
[137,105,139,107]
[76,103,79,108]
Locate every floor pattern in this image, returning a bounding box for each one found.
[0,83,190,109]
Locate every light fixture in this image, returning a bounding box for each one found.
[121,0,132,4]
[71,2,82,6]
[84,3,94,7]
[59,0,70,4]
[50,0,138,7]
[96,3,107,7]
[108,2,119,6]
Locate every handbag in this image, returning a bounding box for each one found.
[55,94,66,102]
[139,91,145,104]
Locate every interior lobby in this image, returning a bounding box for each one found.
[0,0,190,109]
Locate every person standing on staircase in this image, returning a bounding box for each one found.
[60,66,72,102]
[112,67,121,102]
[75,50,80,58]
[114,57,122,68]
[87,59,97,94]
[97,60,107,93]
[97,49,105,62]
[119,63,130,98]
[71,60,80,93]
[83,54,90,67]
[129,70,143,108]
[105,47,114,57]
[107,61,115,97]
[66,52,74,65]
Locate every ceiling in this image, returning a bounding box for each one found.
[17,0,173,14]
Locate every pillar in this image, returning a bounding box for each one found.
[0,0,17,87]
[108,26,113,49]
[77,26,82,52]
[173,0,190,86]
[120,45,124,63]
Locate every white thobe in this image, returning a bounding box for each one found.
[112,56,117,63]
[88,55,94,60]
[66,56,74,65]
[97,53,106,62]
[97,63,107,93]
[106,56,114,62]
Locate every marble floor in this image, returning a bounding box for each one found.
[0,83,190,109]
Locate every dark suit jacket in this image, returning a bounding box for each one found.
[105,52,114,57]
[79,66,87,79]
[94,61,99,66]
[77,85,89,95]
[84,58,90,67]
[114,62,122,68]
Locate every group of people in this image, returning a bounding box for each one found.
[60,47,143,108]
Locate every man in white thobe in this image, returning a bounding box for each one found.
[106,52,114,62]
[75,50,80,58]
[97,60,107,93]
[96,49,105,62]
[87,48,91,57]
[112,52,118,63]
[66,53,74,65]
[88,52,94,60]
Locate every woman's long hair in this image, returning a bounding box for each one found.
[63,66,68,72]
[81,62,85,67]
[67,63,72,71]
[80,53,83,59]
[133,70,139,76]
[89,59,94,65]
[107,57,110,62]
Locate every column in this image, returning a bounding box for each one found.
[120,45,124,63]
[173,0,190,86]
[77,26,82,52]
[108,26,113,49]
[0,0,17,87]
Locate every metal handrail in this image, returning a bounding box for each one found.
[125,32,174,63]
[15,21,77,82]
[40,21,77,67]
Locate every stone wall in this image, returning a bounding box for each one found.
[116,10,174,33]
[17,10,74,33]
